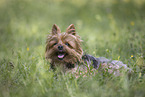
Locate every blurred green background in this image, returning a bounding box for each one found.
[0,0,145,59]
[0,0,145,97]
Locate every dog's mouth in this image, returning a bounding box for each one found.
[57,52,66,60]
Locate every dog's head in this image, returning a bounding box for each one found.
[45,24,83,66]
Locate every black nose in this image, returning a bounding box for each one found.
[58,45,63,50]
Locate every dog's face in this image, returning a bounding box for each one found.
[45,24,83,67]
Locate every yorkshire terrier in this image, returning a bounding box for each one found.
[45,24,132,76]
[45,24,83,71]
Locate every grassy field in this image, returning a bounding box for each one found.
[0,0,145,97]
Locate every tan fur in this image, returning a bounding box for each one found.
[45,24,83,70]
[45,24,133,76]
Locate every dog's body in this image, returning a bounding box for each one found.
[45,24,132,76]
[82,54,132,76]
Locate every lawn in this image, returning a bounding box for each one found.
[0,0,145,97]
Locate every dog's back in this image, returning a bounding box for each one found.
[82,54,133,76]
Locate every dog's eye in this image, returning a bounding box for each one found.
[65,43,69,46]
[53,43,57,46]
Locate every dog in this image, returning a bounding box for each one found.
[45,24,132,76]
[45,24,83,71]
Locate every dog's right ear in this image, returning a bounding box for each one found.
[51,24,61,35]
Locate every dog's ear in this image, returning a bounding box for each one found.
[66,24,76,35]
[51,24,61,35]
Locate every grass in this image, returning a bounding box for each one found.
[0,0,145,97]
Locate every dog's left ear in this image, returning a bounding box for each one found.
[66,24,76,35]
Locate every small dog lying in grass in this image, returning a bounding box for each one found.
[45,24,132,76]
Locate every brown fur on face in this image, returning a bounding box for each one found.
[45,24,83,70]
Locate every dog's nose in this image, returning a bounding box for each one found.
[58,45,63,50]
